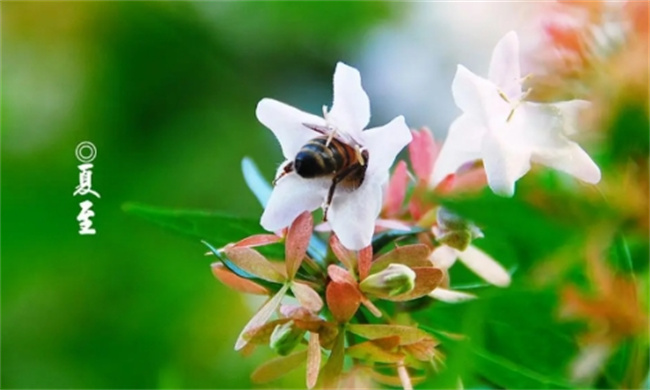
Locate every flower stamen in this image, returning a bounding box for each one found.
[355,145,366,166]
[326,129,337,147]
[519,73,534,84]
[506,88,533,123]
[498,89,511,103]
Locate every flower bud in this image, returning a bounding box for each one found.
[269,320,305,356]
[359,264,416,297]
[435,207,483,251]
[436,207,468,231]
[436,230,472,251]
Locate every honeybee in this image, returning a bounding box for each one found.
[273,123,369,221]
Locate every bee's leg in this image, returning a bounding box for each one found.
[272,161,294,186]
[322,163,363,222]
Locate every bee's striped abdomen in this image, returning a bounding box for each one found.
[294,137,348,178]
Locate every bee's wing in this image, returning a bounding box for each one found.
[302,123,350,144]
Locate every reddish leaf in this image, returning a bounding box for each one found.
[435,173,457,193]
[327,264,357,285]
[286,212,313,279]
[379,267,443,302]
[280,304,319,322]
[347,324,433,346]
[306,332,321,389]
[251,349,307,383]
[440,167,487,194]
[235,284,289,350]
[291,281,323,312]
[408,127,439,182]
[370,370,426,387]
[232,234,281,248]
[346,338,405,363]
[403,337,439,361]
[358,245,372,281]
[384,160,409,218]
[370,335,401,350]
[211,263,269,295]
[326,281,361,323]
[370,244,432,274]
[317,323,340,350]
[408,192,430,221]
[224,246,286,283]
[329,234,356,271]
[243,319,291,345]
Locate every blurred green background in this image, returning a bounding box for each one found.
[1,2,402,388]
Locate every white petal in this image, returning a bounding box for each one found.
[518,102,582,146]
[456,245,511,287]
[488,31,522,98]
[375,219,412,231]
[361,116,412,177]
[452,65,506,125]
[552,100,591,136]
[430,115,485,187]
[313,221,331,232]
[429,245,458,269]
[327,178,383,250]
[571,343,612,383]
[519,102,601,184]
[481,130,531,197]
[261,174,328,231]
[256,98,326,160]
[429,288,476,303]
[533,141,602,184]
[328,62,370,140]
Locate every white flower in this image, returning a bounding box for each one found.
[431,31,601,196]
[430,244,511,288]
[256,62,412,250]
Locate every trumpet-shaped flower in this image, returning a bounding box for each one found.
[431,31,601,196]
[257,62,412,249]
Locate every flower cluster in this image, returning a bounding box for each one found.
[207,31,605,389]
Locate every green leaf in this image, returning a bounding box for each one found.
[425,328,574,389]
[611,233,634,274]
[371,228,426,254]
[235,283,290,350]
[123,202,286,259]
[320,329,345,388]
[123,202,266,246]
[438,191,574,269]
[602,336,650,389]
[251,349,307,384]
[416,289,580,389]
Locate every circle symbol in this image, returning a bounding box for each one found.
[75,141,97,163]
